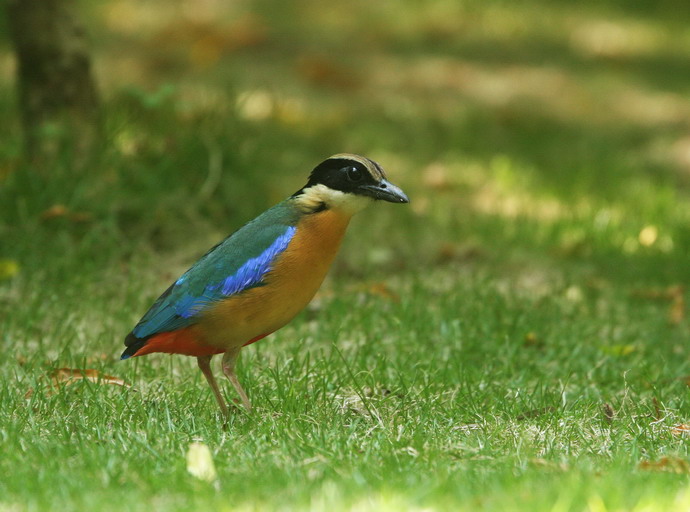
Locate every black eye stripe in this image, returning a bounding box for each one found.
[297,156,383,198]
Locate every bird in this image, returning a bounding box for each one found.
[121,154,409,415]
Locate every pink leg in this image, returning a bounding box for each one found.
[222,348,252,412]
[197,355,229,417]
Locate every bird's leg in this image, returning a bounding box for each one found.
[221,347,252,412]
[197,355,229,417]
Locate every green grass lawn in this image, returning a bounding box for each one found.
[2,0,690,510]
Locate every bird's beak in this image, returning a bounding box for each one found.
[358,179,410,204]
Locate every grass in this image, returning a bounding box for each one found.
[2,0,690,510]
[4,269,690,511]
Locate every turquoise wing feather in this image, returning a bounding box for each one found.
[127,200,301,343]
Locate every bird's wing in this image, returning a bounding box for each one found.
[127,201,300,342]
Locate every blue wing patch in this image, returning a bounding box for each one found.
[172,226,296,319]
[131,224,297,339]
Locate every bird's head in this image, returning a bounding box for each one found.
[294,154,409,215]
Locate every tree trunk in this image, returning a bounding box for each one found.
[7,0,101,166]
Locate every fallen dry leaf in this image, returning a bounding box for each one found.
[40,204,69,220]
[40,204,92,223]
[631,285,682,301]
[25,368,129,399]
[186,442,218,484]
[51,368,128,388]
[671,424,690,437]
[434,242,484,265]
[668,286,685,325]
[366,282,400,302]
[639,456,690,473]
[297,55,359,90]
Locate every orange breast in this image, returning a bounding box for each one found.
[198,209,351,349]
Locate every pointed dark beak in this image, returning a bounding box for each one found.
[358,179,410,204]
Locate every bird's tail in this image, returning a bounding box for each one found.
[121,333,147,359]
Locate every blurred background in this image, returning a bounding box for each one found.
[4,4,690,508]
[1,0,690,349]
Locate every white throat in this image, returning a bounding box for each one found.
[295,184,373,215]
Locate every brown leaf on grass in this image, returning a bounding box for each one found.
[297,56,359,90]
[435,243,484,265]
[631,285,682,301]
[51,368,128,388]
[668,286,685,325]
[25,368,129,399]
[671,424,690,437]
[40,204,92,223]
[639,456,690,473]
[40,204,69,220]
[366,282,400,302]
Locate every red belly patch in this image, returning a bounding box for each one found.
[132,328,225,357]
[132,329,274,357]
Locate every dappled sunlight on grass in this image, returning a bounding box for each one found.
[570,18,669,59]
[366,54,690,133]
[4,1,690,510]
[65,0,690,225]
[73,0,690,135]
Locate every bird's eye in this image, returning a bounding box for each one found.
[345,166,363,182]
